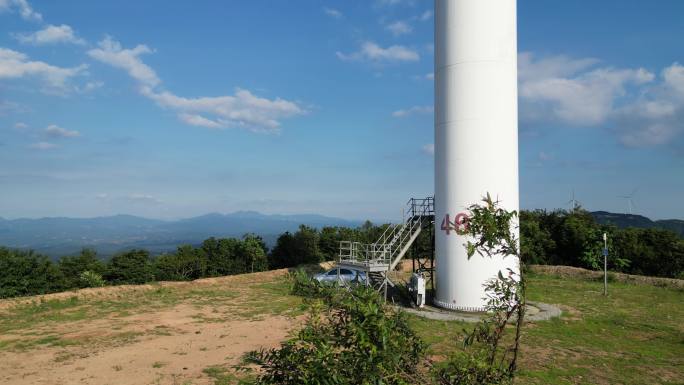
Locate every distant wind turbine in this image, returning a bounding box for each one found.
[567,189,579,211]
[618,188,638,215]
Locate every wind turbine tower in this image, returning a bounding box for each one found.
[618,188,638,215]
[434,0,520,311]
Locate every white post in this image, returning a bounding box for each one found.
[603,232,608,296]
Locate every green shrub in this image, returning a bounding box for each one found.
[289,269,328,298]
[105,249,155,285]
[58,249,105,288]
[0,247,65,298]
[436,194,525,385]
[79,270,106,288]
[247,282,427,385]
[154,245,207,281]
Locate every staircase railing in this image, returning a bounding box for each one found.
[338,197,434,267]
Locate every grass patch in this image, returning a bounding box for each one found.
[203,365,253,385]
[409,272,684,385]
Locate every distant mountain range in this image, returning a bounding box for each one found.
[0,211,361,259]
[591,211,684,237]
[1,210,680,259]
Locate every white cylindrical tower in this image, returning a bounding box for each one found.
[434,0,520,311]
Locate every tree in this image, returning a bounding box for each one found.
[247,286,427,385]
[519,211,556,265]
[0,247,65,298]
[614,228,684,278]
[202,237,242,276]
[293,225,323,264]
[269,232,296,269]
[318,226,342,261]
[154,245,207,281]
[105,249,155,284]
[243,233,269,255]
[240,235,269,273]
[58,249,106,288]
[555,210,597,267]
[269,225,323,268]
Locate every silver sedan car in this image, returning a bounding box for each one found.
[314,267,367,285]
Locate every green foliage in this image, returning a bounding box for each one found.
[520,208,683,278]
[78,270,106,288]
[58,249,106,288]
[436,272,524,385]
[240,234,269,273]
[612,227,684,278]
[154,245,208,281]
[270,222,394,268]
[289,269,328,298]
[519,211,555,265]
[247,282,427,385]
[461,193,519,259]
[0,247,65,298]
[105,249,155,285]
[439,194,525,385]
[269,225,324,268]
[202,235,268,276]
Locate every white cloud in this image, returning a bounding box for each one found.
[614,63,684,147]
[392,105,433,118]
[323,7,342,19]
[13,24,85,45]
[142,87,305,131]
[386,21,413,36]
[425,72,434,80]
[520,53,684,148]
[14,122,27,129]
[518,53,600,83]
[418,10,432,21]
[87,37,306,132]
[45,124,80,138]
[519,52,654,126]
[422,143,434,155]
[126,194,162,205]
[87,36,160,87]
[0,47,87,92]
[337,41,419,63]
[77,80,104,93]
[663,63,684,98]
[29,141,57,150]
[0,0,41,21]
[178,113,223,129]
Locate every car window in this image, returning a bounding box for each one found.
[339,269,352,275]
[326,269,338,276]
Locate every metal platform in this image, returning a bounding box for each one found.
[337,197,435,299]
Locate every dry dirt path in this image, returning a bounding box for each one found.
[0,269,303,385]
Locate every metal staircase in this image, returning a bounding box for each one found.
[338,197,434,298]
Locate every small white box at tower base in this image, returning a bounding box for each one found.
[433,0,521,312]
[409,273,426,308]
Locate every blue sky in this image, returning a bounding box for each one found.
[0,0,682,221]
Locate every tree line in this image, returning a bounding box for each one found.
[520,208,684,278]
[1,210,682,299]
[0,234,269,299]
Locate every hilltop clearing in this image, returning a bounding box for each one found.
[0,265,682,385]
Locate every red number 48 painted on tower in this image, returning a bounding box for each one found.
[440,213,469,235]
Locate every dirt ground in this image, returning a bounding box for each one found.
[0,269,302,385]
